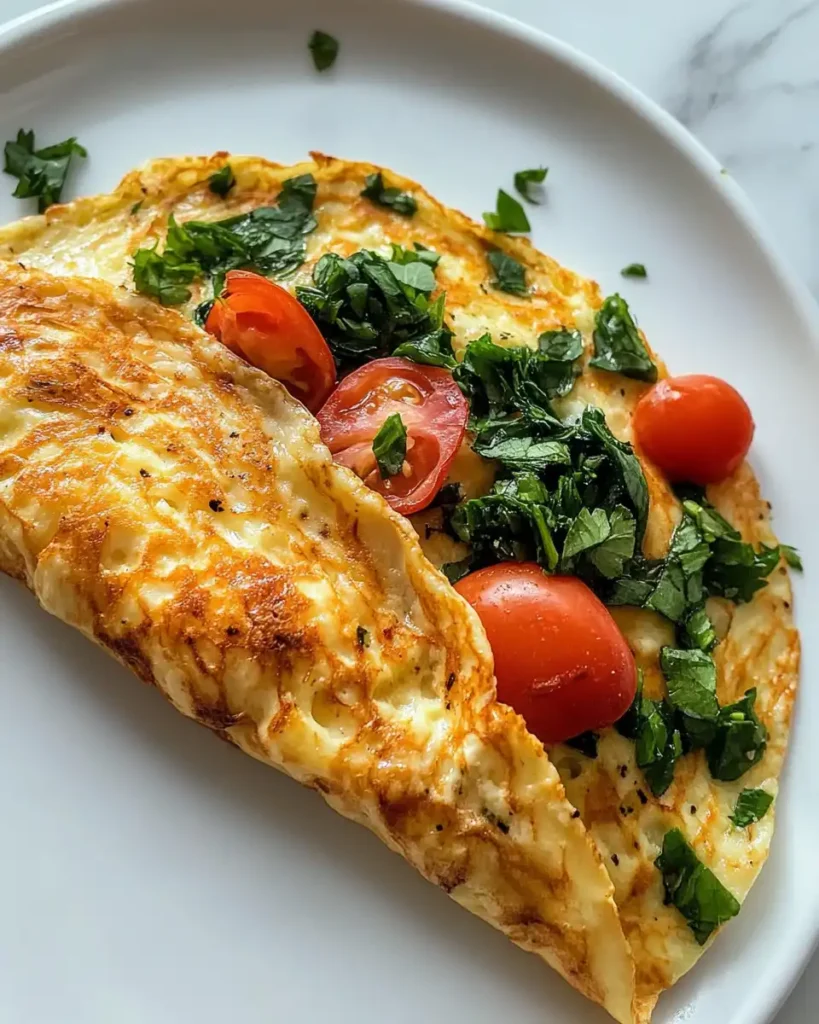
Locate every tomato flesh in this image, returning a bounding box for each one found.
[455,563,637,745]
[633,373,754,485]
[205,270,336,413]
[316,357,468,515]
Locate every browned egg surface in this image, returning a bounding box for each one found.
[0,154,799,1022]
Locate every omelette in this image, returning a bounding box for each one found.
[0,153,799,1022]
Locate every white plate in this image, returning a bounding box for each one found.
[1,1,817,1022]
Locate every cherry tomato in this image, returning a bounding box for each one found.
[316,357,468,515]
[455,563,637,745]
[633,373,754,485]
[205,270,336,413]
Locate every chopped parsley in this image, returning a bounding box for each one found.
[656,828,740,944]
[131,172,317,305]
[372,413,407,478]
[483,189,531,233]
[590,294,657,382]
[616,679,682,797]
[487,250,528,296]
[731,788,773,828]
[356,625,372,648]
[208,164,235,197]
[3,129,87,212]
[782,544,803,571]
[706,689,767,782]
[360,172,417,216]
[309,30,339,72]
[514,167,548,204]
[620,263,647,278]
[296,244,453,371]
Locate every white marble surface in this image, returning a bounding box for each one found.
[0,0,815,1020]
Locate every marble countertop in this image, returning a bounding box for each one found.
[1,0,816,1020]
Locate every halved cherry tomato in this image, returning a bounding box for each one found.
[455,563,637,745]
[316,357,468,515]
[205,270,336,413]
[633,374,754,485]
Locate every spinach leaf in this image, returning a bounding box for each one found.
[372,413,407,478]
[360,172,417,216]
[309,30,339,71]
[487,250,528,296]
[208,164,235,197]
[483,189,531,233]
[4,129,87,212]
[131,173,317,304]
[731,788,774,828]
[565,730,598,758]
[621,263,647,278]
[706,688,767,782]
[296,246,452,371]
[655,828,740,945]
[616,681,682,797]
[514,166,548,203]
[590,294,657,382]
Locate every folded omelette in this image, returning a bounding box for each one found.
[0,154,799,1023]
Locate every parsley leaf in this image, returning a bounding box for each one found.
[360,172,417,216]
[706,688,767,782]
[616,680,682,797]
[296,246,453,371]
[4,129,87,212]
[580,407,649,543]
[621,263,647,278]
[372,413,407,478]
[487,250,528,296]
[561,505,635,579]
[660,646,720,727]
[483,189,531,233]
[682,605,717,652]
[208,164,235,197]
[782,544,803,571]
[656,828,740,944]
[514,167,548,204]
[472,432,571,472]
[590,294,657,382]
[731,788,773,828]
[131,173,317,305]
[309,30,339,71]
[132,246,199,306]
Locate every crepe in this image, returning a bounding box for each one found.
[0,262,636,1022]
[0,154,800,1020]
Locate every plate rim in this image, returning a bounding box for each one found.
[0,0,817,1021]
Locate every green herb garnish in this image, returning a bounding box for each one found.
[360,172,417,217]
[706,689,767,782]
[621,263,647,278]
[309,30,339,72]
[356,625,372,648]
[731,788,773,828]
[514,167,548,204]
[131,173,317,305]
[616,681,682,797]
[782,544,803,571]
[296,244,453,371]
[487,250,528,296]
[590,293,657,382]
[372,413,407,479]
[3,129,87,212]
[208,164,235,197]
[656,828,740,944]
[483,189,531,233]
